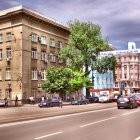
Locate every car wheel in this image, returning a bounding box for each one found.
[117,106,120,109]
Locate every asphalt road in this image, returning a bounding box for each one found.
[0,106,140,140]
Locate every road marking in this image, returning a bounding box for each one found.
[80,116,116,128]
[0,107,116,128]
[135,136,140,140]
[35,131,62,139]
[122,110,140,116]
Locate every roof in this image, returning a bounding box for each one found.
[0,5,69,31]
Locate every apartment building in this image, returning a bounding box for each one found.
[100,42,140,95]
[0,6,70,100]
[115,53,140,94]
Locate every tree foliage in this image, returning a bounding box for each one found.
[59,20,111,71]
[59,20,116,97]
[42,67,90,95]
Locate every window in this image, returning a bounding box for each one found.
[41,51,47,62]
[50,53,56,62]
[6,69,11,80]
[31,49,37,59]
[0,49,2,60]
[118,57,121,62]
[110,78,112,84]
[50,39,55,47]
[32,70,37,80]
[6,48,11,58]
[58,41,62,49]
[124,65,127,70]
[131,73,133,78]
[0,70,1,80]
[130,65,133,70]
[31,34,37,42]
[0,34,2,42]
[106,78,108,84]
[0,89,2,98]
[124,57,126,61]
[6,32,12,41]
[135,82,137,87]
[124,74,127,79]
[32,89,37,98]
[102,77,104,84]
[97,77,100,84]
[115,82,118,87]
[40,36,46,45]
[41,70,46,80]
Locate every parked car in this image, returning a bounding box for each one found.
[99,93,113,103]
[71,98,89,105]
[131,93,140,106]
[117,96,138,109]
[88,93,99,103]
[112,93,119,102]
[0,99,7,107]
[39,98,61,108]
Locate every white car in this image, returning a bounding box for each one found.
[99,94,108,102]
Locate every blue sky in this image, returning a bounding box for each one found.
[0,0,140,50]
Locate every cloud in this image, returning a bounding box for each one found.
[0,0,140,49]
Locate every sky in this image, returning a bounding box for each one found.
[0,0,140,50]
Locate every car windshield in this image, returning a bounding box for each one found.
[119,97,129,102]
[100,94,107,97]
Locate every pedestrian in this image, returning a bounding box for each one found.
[59,98,63,108]
[30,96,35,105]
[15,95,18,106]
[41,95,45,101]
[4,97,8,107]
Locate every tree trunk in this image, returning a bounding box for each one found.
[85,62,90,98]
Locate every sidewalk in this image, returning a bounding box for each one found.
[0,102,117,124]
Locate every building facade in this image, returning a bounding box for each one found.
[0,6,69,100]
[92,70,114,90]
[100,42,140,95]
[115,53,140,94]
[82,69,114,96]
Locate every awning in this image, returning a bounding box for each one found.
[113,88,120,91]
[89,89,101,92]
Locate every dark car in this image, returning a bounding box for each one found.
[131,93,140,106]
[39,98,60,108]
[88,96,99,103]
[71,98,89,105]
[0,99,7,107]
[117,96,138,109]
[88,93,99,103]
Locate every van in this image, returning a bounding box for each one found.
[99,91,113,103]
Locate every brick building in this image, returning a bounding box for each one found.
[0,6,69,101]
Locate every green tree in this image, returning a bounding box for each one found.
[69,71,90,95]
[59,20,116,97]
[42,67,90,98]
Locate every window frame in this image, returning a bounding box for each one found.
[50,39,55,47]
[32,69,38,80]
[0,34,2,43]
[6,69,11,80]
[6,32,12,42]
